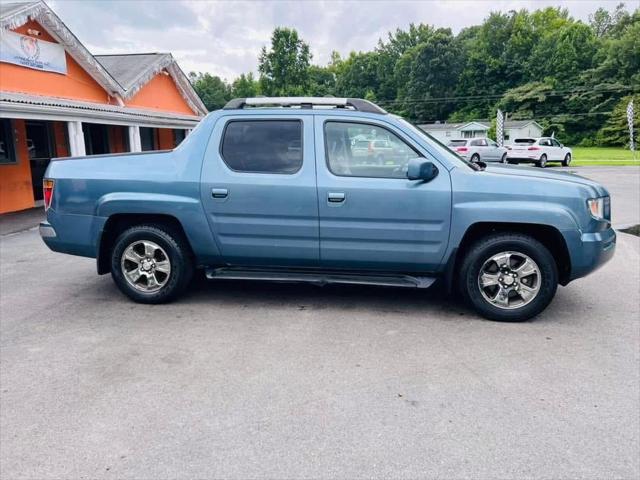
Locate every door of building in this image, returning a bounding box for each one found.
[25,121,54,201]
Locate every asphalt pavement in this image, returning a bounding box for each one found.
[1,166,638,479]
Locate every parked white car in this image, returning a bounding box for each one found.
[506,137,572,167]
[448,138,508,163]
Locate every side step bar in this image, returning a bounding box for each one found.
[205,267,437,289]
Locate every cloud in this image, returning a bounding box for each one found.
[47,0,624,81]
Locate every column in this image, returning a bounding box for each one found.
[67,121,86,157]
[128,125,142,152]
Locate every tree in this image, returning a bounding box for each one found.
[258,27,311,96]
[334,51,380,98]
[589,3,630,37]
[394,29,462,121]
[308,66,336,96]
[189,72,230,111]
[596,95,638,146]
[231,73,259,98]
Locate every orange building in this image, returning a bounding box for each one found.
[0,1,207,214]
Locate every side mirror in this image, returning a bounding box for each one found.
[407,158,438,182]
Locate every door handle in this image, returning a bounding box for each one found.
[211,188,228,199]
[328,192,345,203]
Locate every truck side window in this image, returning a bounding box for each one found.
[221,120,302,174]
[325,121,418,179]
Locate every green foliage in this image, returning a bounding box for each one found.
[231,73,259,98]
[189,4,639,146]
[596,95,638,147]
[188,72,230,111]
[258,27,311,96]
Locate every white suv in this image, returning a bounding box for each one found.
[506,137,572,168]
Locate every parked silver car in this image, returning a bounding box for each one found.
[448,138,508,163]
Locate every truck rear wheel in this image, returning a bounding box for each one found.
[459,233,558,321]
[110,224,193,304]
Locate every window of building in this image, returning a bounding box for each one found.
[174,129,186,147]
[324,121,418,179]
[83,123,110,155]
[221,120,302,174]
[0,119,16,164]
[140,127,158,151]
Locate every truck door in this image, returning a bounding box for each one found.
[200,115,319,267]
[314,116,451,272]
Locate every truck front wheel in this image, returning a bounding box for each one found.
[110,224,194,304]
[458,233,558,321]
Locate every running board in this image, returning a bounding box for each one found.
[205,267,437,289]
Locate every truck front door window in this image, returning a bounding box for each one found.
[325,121,417,179]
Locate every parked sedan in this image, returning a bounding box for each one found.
[506,137,572,167]
[448,138,508,163]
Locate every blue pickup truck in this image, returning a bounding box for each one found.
[40,97,615,321]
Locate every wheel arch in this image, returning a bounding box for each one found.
[97,213,194,275]
[444,221,572,292]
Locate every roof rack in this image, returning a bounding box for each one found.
[223,97,387,115]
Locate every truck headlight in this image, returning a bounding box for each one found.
[587,197,606,220]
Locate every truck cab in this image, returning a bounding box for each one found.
[40,97,615,321]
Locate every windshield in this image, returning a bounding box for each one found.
[395,117,479,170]
[448,140,467,146]
[514,138,536,145]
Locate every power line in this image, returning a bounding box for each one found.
[375,84,639,106]
[409,111,618,124]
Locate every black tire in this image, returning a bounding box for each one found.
[501,153,508,164]
[111,224,194,304]
[470,153,480,163]
[537,154,547,168]
[458,233,558,322]
[562,153,571,167]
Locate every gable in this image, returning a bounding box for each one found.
[124,71,196,115]
[459,122,489,131]
[0,20,113,104]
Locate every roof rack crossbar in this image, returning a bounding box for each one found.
[223,97,387,114]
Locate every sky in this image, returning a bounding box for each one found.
[45,0,630,81]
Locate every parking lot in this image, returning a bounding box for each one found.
[1,166,639,479]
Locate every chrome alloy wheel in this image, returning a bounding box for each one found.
[120,240,171,293]
[477,251,541,310]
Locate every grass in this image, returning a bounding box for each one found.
[571,147,640,166]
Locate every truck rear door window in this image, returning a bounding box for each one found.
[221,120,302,174]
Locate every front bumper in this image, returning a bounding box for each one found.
[566,226,616,282]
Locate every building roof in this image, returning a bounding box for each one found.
[95,53,207,114]
[0,1,35,19]
[0,91,201,128]
[96,53,170,91]
[1,1,206,116]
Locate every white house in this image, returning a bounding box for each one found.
[418,120,543,144]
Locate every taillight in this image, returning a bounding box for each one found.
[456,147,468,152]
[43,179,54,210]
[528,146,540,150]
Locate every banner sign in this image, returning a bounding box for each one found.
[496,109,504,147]
[0,30,67,75]
[627,100,635,152]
